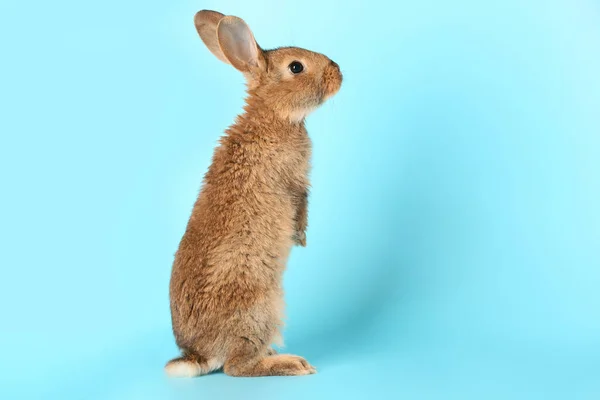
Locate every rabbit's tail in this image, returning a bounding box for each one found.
[165,353,221,377]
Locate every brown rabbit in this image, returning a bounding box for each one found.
[166,10,342,378]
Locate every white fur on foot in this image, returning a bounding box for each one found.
[165,360,203,378]
[165,357,224,378]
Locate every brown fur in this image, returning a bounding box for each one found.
[166,10,342,378]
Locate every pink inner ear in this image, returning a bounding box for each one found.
[232,32,258,65]
[217,17,260,70]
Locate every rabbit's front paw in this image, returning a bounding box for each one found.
[293,231,306,247]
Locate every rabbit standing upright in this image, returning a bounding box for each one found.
[166,10,343,377]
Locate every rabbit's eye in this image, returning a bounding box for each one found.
[289,61,304,74]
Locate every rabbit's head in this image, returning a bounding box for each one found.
[194,10,343,122]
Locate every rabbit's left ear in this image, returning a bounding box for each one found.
[194,10,230,64]
[216,16,265,73]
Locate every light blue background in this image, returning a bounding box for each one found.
[1,0,599,398]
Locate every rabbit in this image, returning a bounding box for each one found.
[165,10,342,378]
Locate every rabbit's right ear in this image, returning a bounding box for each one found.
[215,16,264,74]
[194,10,230,64]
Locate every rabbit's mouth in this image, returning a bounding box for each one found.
[322,60,343,101]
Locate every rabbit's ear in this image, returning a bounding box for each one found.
[216,16,265,73]
[194,10,230,64]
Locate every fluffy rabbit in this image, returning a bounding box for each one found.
[166,10,342,377]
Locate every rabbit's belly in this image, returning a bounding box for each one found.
[246,192,296,243]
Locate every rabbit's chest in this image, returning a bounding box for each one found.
[271,140,311,183]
